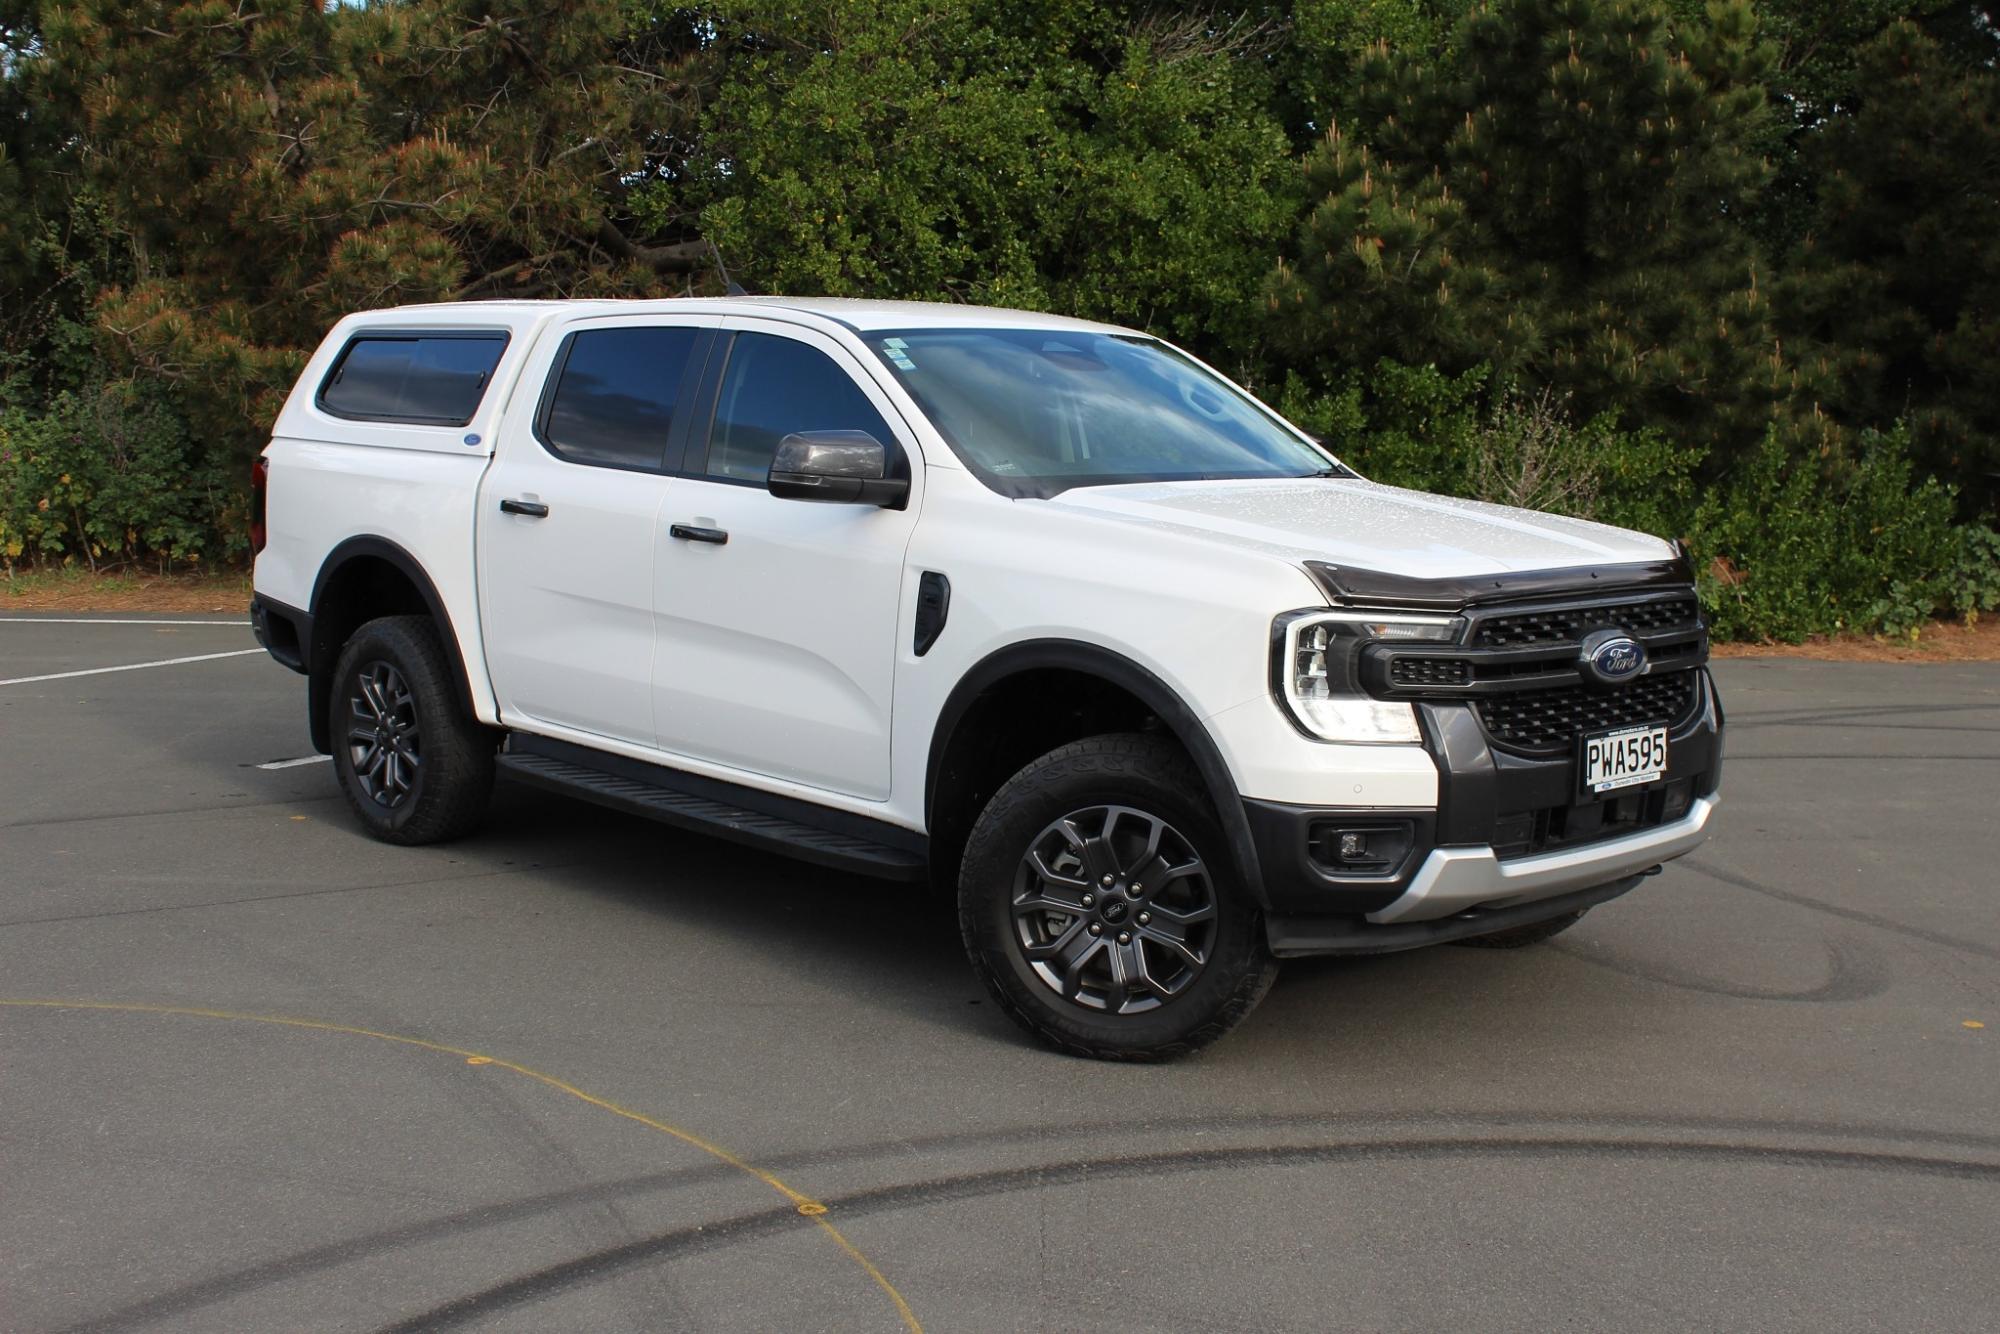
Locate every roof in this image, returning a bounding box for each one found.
[355,296,1136,337]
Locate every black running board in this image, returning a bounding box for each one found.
[496,736,929,881]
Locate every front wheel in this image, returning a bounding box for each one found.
[958,734,1276,1061]
[330,615,495,845]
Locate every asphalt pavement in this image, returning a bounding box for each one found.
[2,613,1996,1332]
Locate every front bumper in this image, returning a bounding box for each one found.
[1246,666,1722,954]
[1369,793,1715,924]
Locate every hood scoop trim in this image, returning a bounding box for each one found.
[1308,556,1695,613]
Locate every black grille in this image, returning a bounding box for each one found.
[1476,669,1698,753]
[1472,596,1700,648]
[1389,656,1472,687]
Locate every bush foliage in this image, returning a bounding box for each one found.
[2,0,1996,640]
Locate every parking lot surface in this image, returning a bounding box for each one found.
[3,613,1996,1332]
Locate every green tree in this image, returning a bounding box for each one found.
[1777,18,2000,508]
[37,0,716,465]
[676,0,1301,374]
[1270,0,1788,459]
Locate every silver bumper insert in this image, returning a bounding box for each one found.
[1368,795,1718,925]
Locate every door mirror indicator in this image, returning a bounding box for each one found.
[768,431,909,508]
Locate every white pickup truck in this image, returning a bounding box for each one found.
[250,297,1721,1059]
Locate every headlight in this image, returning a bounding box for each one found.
[1274,610,1461,743]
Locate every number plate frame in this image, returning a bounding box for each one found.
[1579,724,1669,798]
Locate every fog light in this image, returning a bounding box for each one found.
[1309,820,1415,875]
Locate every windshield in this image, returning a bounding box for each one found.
[865,329,1341,497]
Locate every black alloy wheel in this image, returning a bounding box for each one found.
[329,615,496,845]
[959,733,1277,1061]
[347,659,421,809]
[1012,804,1218,1015]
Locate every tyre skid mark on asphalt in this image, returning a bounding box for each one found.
[1552,932,1890,1003]
[47,1101,2000,1333]
[1681,859,2000,963]
[1726,703,2000,733]
[374,1135,2000,1333]
[0,792,347,833]
[0,999,922,1334]
[0,861,588,929]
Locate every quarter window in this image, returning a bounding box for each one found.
[540,327,704,471]
[318,333,507,425]
[705,333,894,482]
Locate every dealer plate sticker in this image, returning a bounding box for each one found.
[1583,725,1668,794]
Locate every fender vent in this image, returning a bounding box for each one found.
[914,571,950,656]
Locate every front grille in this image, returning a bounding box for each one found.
[1389,656,1472,688]
[1472,596,1700,648]
[1475,668,1698,753]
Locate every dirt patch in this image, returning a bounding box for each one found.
[1711,616,2000,662]
[1,570,251,614]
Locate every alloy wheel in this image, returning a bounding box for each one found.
[347,660,421,808]
[1011,804,1217,1014]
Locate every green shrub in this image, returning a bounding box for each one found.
[1286,359,1994,643]
[1281,361,1701,540]
[0,373,235,571]
[1944,525,2000,624]
[1688,425,1985,642]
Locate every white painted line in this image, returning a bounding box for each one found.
[0,648,265,687]
[0,618,250,626]
[256,755,332,770]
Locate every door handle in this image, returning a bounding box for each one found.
[499,498,550,518]
[669,523,728,545]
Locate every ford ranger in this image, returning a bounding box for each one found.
[250,298,1721,1059]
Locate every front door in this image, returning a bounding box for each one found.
[479,317,716,746]
[651,320,921,799]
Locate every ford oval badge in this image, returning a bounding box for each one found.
[1579,628,1647,686]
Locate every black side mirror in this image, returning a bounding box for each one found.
[768,431,909,508]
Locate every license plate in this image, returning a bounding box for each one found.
[1582,725,1668,795]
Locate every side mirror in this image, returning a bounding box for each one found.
[768,431,909,508]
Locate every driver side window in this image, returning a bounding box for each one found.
[704,332,894,482]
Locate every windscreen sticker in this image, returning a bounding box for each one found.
[883,338,908,349]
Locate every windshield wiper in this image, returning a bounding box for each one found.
[1306,465,1357,479]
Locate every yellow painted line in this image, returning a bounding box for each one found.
[0,998,921,1332]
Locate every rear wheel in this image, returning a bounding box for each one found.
[330,615,495,845]
[958,734,1276,1061]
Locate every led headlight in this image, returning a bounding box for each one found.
[1274,610,1461,743]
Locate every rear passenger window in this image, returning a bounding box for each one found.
[706,333,894,482]
[318,333,507,425]
[539,327,703,471]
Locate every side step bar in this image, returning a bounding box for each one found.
[496,738,929,882]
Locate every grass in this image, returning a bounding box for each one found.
[1,564,252,613]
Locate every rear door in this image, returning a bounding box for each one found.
[650,319,922,799]
[478,315,717,746]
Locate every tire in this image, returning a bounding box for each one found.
[1452,909,1587,949]
[958,733,1277,1061]
[329,615,495,845]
